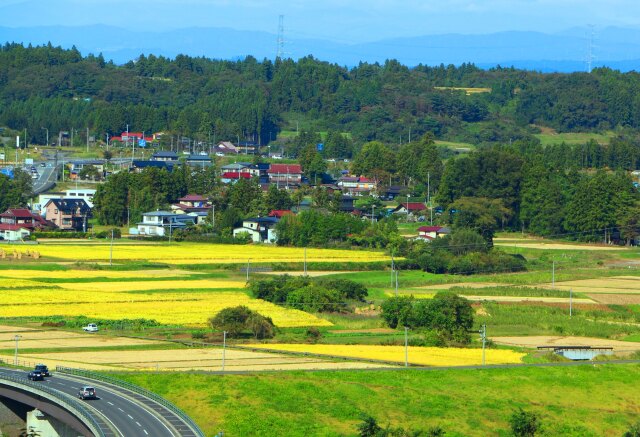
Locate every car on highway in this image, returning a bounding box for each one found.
[34,363,51,377]
[82,323,99,332]
[27,369,44,381]
[40,162,46,167]
[78,386,97,400]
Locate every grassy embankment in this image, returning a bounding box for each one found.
[119,364,640,436]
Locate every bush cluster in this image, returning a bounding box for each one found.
[249,275,368,313]
[208,306,275,339]
[381,292,474,344]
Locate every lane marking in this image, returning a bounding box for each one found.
[107,401,114,406]
[118,408,124,412]
[136,421,142,427]
[144,430,149,435]
[127,414,134,420]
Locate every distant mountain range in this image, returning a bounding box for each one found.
[2,24,640,72]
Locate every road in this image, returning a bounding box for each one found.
[0,367,190,436]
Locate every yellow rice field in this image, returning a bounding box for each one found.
[247,344,525,366]
[0,291,331,328]
[0,269,199,280]
[0,243,390,264]
[0,278,47,288]
[56,279,247,292]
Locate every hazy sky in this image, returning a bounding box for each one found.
[2,0,640,42]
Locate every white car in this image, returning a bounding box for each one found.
[82,323,98,332]
[215,152,225,157]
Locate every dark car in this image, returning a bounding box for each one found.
[27,370,44,381]
[78,386,97,400]
[34,364,50,377]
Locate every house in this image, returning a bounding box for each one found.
[380,185,405,201]
[151,151,178,162]
[221,172,252,184]
[0,208,51,231]
[248,163,270,178]
[186,154,213,168]
[171,194,212,214]
[233,217,279,243]
[216,141,239,155]
[237,140,262,155]
[43,199,91,231]
[70,160,105,174]
[417,226,451,239]
[136,211,194,236]
[221,163,250,172]
[393,202,427,215]
[268,210,293,219]
[64,189,96,208]
[0,224,31,241]
[130,160,175,173]
[337,176,377,196]
[339,196,356,213]
[268,164,302,186]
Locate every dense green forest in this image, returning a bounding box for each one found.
[4,43,640,147]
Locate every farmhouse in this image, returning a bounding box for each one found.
[417,226,451,240]
[136,211,194,236]
[43,199,91,231]
[233,217,279,243]
[0,224,31,241]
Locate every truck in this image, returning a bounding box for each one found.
[82,323,98,332]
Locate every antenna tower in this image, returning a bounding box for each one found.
[276,15,285,60]
[586,25,596,73]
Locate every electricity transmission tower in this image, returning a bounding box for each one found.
[586,25,596,73]
[276,15,285,60]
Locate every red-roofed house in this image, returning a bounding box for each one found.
[268,164,302,186]
[268,210,294,218]
[393,202,427,215]
[221,172,252,184]
[0,224,31,241]
[0,208,51,231]
[417,225,451,239]
[337,175,377,196]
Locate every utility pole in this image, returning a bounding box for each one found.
[304,248,307,276]
[86,127,89,153]
[109,229,114,266]
[371,205,376,225]
[570,289,573,318]
[246,259,250,282]
[395,270,399,296]
[221,331,227,371]
[404,327,409,368]
[14,335,21,365]
[391,253,395,287]
[479,323,486,366]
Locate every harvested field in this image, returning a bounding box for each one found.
[13,347,389,371]
[463,295,597,304]
[494,242,625,251]
[540,277,640,294]
[589,294,640,305]
[492,335,640,352]
[0,336,162,350]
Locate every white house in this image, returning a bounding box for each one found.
[137,211,194,236]
[233,217,278,243]
[0,224,31,241]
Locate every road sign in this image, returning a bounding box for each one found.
[317,143,324,152]
[138,139,147,148]
[0,167,14,178]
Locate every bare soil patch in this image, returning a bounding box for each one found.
[494,242,625,251]
[588,294,640,305]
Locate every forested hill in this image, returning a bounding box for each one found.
[3,43,640,146]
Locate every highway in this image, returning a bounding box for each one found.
[0,367,200,436]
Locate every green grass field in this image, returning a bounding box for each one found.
[534,131,615,146]
[119,364,640,436]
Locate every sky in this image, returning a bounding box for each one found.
[2,0,640,42]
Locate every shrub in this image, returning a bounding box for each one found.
[208,305,275,339]
[510,408,541,437]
